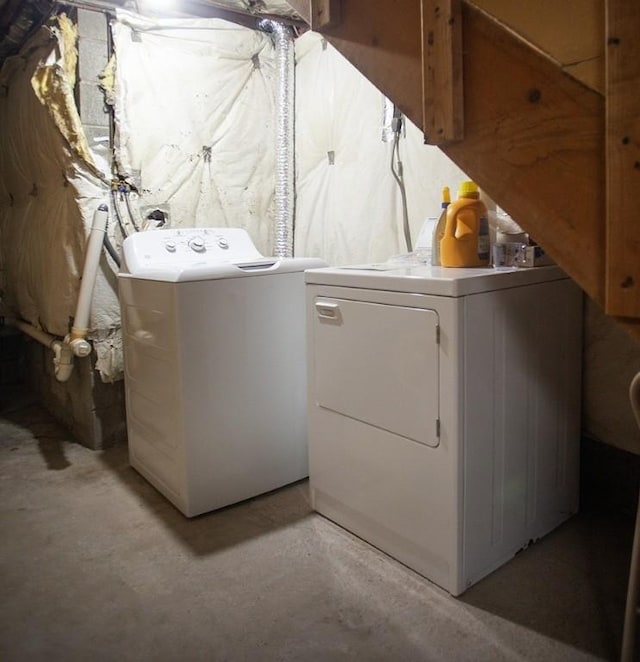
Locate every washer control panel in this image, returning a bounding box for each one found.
[123,227,264,276]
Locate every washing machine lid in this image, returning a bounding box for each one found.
[120,228,324,282]
[305,263,568,297]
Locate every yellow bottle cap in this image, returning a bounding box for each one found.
[458,180,478,197]
[442,186,451,204]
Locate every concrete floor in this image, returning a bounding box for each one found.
[0,387,635,662]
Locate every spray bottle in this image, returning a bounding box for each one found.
[440,181,490,268]
[430,186,451,266]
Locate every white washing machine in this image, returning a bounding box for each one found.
[118,228,325,517]
[305,263,582,595]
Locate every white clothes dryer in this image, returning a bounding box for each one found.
[305,263,582,595]
[119,228,325,517]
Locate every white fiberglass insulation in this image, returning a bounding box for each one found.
[112,11,278,254]
[294,32,469,266]
[0,19,120,380]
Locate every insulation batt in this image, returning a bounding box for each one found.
[293,32,468,266]
[0,19,120,380]
[112,11,278,255]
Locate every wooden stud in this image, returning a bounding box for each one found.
[319,0,423,126]
[605,0,640,318]
[311,0,341,30]
[421,0,464,145]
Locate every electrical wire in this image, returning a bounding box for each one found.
[390,124,412,253]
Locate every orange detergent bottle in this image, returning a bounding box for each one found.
[439,181,490,267]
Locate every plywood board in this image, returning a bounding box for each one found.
[471,0,604,93]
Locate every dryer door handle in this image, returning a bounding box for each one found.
[315,300,340,320]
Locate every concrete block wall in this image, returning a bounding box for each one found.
[76,9,111,151]
[26,341,127,451]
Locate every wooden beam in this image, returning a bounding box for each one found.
[442,3,605,304]
[319,0,423,126]
[605,0,640,317]
[311,0,341,30]
[421,0,463,145]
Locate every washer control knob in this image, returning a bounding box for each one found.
[164,241,177,253]
[188,237,206,252]
[217,237,229,250]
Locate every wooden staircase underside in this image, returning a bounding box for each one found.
[290,0,640,340]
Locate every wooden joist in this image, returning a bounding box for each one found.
[318,0,423,125]
[605,0,640,318]
[421,0,463,144]
[284,1,340,28]
[310,0,341,30]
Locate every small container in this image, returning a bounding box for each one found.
[440,181,490,268]
[492,242,527,269]
[430,186,451,266]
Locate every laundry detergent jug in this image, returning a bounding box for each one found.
[440,181,490,267]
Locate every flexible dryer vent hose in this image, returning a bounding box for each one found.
[258,19,294,258]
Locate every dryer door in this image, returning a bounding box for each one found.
[312,297,440,447]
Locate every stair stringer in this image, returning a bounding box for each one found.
[321,1,604,301]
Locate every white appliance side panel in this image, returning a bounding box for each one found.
[312,298,440,447]
[119,278,188,511]
[462,278,581,588]
[177,271,309,515]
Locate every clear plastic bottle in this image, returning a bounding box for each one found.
[430,186,451,266]
[440,181,490,268]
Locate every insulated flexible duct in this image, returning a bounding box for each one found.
[258,19,294,258]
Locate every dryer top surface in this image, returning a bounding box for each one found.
[305,264,568,297]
